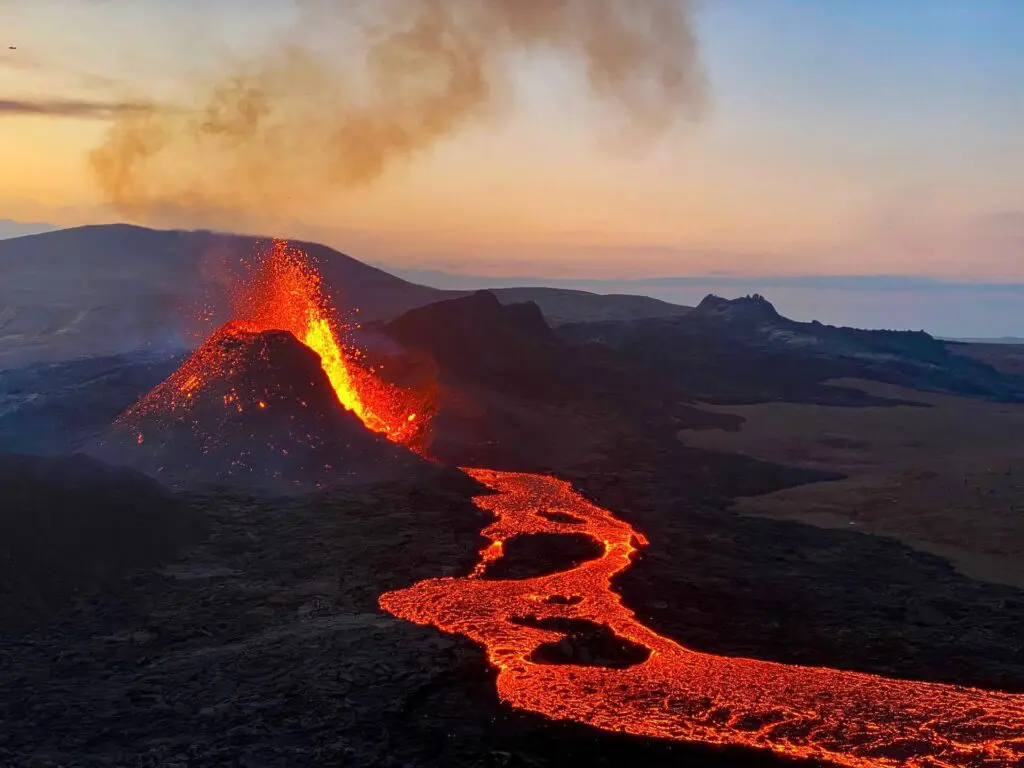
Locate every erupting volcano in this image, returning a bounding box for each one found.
[98,240,435,489]
[218,240,428,445]
[120,239,431,447]
[110,240,1022,767]
[380,471,1024,768]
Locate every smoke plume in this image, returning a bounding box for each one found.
[90,0,708,220]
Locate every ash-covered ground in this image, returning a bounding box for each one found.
[0,464,803,768]
[2,288,1023,767]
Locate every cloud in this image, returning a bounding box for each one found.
[0,98,151,120]
[88,0,709,221]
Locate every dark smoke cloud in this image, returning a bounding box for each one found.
[0,97,151,119]
[90,0,709,221]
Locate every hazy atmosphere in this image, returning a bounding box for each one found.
[3,2,1022,297]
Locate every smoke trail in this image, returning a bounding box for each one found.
[90,0,708,220]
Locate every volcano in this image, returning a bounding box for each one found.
[92,323,429,491]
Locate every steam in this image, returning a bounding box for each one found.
[90,0,707,221]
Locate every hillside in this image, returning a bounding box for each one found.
[0,224,452,368]
[489,287,690,325]
[948,341,1024,376]
[0,224,691,368]
[561,293,1024,404]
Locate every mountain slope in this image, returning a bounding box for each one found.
[561,294,1024,404]
[0,224,454,368]
[489,287,690,325]
[0,224,690,368]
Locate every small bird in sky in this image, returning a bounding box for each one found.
[8,46,15,50]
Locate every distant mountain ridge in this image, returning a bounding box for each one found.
[0,224,689,368]
[561,294,1024,405]
[944,337,1024,345]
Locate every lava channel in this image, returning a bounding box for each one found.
[379,469,1024,768]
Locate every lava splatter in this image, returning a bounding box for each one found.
[121,240,431,447]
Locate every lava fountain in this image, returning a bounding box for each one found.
[121,239,431,447]
[380,470,1024,768]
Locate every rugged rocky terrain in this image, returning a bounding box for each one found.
[2,269,1023,766]
[0,453,206,631]
[561,293,1024,404]
[0,470,806,768]
[382,290,735,469]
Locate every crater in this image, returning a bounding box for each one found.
[479,533,603,580]
[512,616,651,669]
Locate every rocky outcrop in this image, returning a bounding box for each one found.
[560,293,1024,405]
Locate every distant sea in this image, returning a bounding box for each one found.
[386,269,1024,340]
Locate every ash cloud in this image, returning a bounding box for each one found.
[89,0,708,221]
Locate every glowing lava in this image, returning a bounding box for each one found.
[224,239,428,445]
[120,238,1022,765]
[380,470,1024,768]
[124,240,430,446]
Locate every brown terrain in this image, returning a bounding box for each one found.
[681,378,1024,588]
[951,341,1024,376]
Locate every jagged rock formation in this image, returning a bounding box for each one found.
[561,293,1024,405]
[387,291,563,400]
[383,291,737,469]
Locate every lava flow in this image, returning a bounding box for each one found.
[379,470,1024,768]
[122,239,429,447]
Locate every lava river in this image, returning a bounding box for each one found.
[379,469,1024,768]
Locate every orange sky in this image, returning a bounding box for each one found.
[2,1,1022,279]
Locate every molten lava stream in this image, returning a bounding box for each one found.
[379,470,1024,768]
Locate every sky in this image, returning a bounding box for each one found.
[1,0,1023,283]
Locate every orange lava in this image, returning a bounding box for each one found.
[125,240,430,446]
[225,239,427,445]
[379,470,1024,768]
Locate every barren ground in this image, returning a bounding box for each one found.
[680,378,1024,588]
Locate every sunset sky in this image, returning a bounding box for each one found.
[2,0,1022,280]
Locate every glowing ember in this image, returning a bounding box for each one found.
[380,470,1024,768]
[223,239,427,445]
[124,239,430,447]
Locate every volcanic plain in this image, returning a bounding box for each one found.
[1,226,1022,768]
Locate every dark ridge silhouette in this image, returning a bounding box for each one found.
[386,291,564,400]
[561,293,1024,405]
